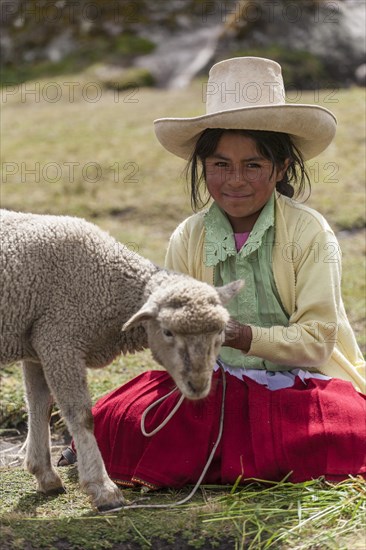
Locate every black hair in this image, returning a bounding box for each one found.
[186,128,311,211]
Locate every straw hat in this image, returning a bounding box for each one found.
[154,57,337,161]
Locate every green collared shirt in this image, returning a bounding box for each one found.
[204,193,290,370]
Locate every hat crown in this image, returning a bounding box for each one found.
[206,57,285,114]
[154,56,337,162]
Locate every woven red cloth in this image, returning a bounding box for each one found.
[90,370,366,488]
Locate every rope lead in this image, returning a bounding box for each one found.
[102,361,226,512]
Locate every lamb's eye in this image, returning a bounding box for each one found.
[163,329,174,338]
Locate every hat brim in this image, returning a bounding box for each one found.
[154,104,337,161]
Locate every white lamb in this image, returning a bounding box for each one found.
[0,209,242,512]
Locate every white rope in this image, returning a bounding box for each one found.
[140,388,185,437]
[101,361,227,512]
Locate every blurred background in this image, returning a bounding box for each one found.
[1,0,365,350]
[1,0,365,88]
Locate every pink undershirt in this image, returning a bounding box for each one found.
[234,232,250,252]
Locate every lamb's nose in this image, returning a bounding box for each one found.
[187,380,209,399]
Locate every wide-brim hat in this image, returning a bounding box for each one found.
[154,57,337,161]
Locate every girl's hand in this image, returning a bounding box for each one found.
[223,318,252,353]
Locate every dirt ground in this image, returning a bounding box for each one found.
[0,432,69,468]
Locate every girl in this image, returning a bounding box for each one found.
[59,57,365,489]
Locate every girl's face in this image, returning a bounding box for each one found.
[204,132,289,232]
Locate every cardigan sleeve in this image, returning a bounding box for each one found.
[164,213,214,284]
[247,229,343,369]
[165,221,190,274]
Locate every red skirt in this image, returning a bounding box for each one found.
[90,370,366,489]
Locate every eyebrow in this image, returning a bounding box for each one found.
[207,153,265,162]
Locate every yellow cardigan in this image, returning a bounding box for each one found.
[165,193,365,393]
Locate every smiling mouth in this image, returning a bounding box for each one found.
[223,193,252,199]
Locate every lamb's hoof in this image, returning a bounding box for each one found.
[97,501,126,514]
[35,474,66,496]
[84,479,125,512]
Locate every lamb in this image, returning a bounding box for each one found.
[0,209,242,512]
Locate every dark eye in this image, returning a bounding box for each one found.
[163,329,173,338]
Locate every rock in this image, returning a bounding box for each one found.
[355,64,366,86]
[134,24,222,88]
[45,29,77,63]
[219,0,366,87]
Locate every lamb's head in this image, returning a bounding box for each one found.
[123,278,243,399]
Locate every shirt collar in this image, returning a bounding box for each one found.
[203,192,275,267]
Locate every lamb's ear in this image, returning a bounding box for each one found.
[216,280,244,305]
[122,300,158,331]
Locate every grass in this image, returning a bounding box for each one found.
[1,79,365,244]
[0,34,156,87]
[0,75,365,547]
[1,467,365,549]
[203,475,366,549]
[0,353,160,431]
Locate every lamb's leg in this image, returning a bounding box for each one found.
[42,358,124,511]
[23,360,65,494]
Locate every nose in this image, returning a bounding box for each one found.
[186,379,210,400]
[235,163,242,182]
[226,162,245,185]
